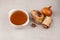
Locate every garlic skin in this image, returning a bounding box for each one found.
[42,6,52,16]
[31,10,44,24]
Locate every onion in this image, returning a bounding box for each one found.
[42,6,52,16]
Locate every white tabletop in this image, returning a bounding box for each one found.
[0,0,60,40]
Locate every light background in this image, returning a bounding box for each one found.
[0,0,60,40]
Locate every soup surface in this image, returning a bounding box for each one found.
[10,10,27,25]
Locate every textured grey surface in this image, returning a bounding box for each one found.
[0,0,60,40]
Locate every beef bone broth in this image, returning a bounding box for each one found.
[10,10,27,25]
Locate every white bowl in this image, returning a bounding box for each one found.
[9,9,29,28]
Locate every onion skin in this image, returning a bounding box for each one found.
[42,6,52,16]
